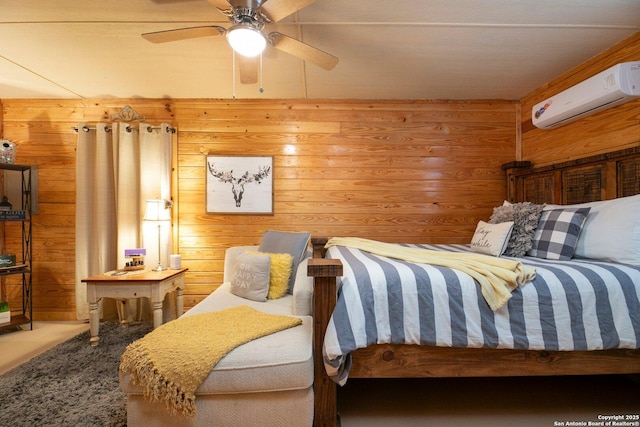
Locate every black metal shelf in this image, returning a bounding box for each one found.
[0,164,34,333]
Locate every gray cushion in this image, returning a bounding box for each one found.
[258,230,310,293]
[489,202,544,257]
[229,252,271,302]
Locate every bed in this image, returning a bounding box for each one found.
[307,146,640,426]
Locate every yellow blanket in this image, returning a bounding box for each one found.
[119,305,302,417]
[325,237,536,311]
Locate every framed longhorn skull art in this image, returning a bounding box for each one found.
[206,155,273,214]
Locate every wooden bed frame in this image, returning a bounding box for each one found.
[307,146,640,426]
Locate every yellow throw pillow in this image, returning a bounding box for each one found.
[247,251,293,299]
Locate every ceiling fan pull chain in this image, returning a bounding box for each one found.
[232,51,237,99]
[259,52,264,94]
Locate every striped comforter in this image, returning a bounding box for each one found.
[323,243,640,385]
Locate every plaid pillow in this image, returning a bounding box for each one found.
[528,207,591,260]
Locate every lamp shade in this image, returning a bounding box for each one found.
[143,199,171,222]
[227,24,267,57]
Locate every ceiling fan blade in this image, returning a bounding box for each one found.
[269,32,338,70]
[238,55,259,84]
[206,0,231,11]
[260,0,318,22]
[142,26,226,43]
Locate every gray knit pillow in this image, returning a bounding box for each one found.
[489,202,544,257]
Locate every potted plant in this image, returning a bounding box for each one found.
[0,300,10,324]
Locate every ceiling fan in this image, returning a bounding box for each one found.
[142,0,338,85]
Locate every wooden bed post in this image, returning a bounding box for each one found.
[308,237,342,427]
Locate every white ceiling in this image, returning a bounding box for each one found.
[1,0,639,100]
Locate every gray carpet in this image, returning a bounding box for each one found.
[0,321,152,427]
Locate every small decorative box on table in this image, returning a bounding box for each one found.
[124,248,146,271]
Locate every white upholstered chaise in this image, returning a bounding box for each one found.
[120,243,314,427]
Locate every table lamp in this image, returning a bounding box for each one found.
[143,199,171,271]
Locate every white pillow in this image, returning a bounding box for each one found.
[544,194,640,265]
[292,256,313,316]
[470,220,514,257]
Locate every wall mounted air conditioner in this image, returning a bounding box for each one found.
[532,61,640,129]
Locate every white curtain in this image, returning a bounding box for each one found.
[75,122,173,320]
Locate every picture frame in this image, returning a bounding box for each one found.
[205,155,273,214]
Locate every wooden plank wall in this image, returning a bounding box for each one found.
[520,32,640,166]
[0,99,517,319]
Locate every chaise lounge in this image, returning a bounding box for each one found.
[120,231,314,427]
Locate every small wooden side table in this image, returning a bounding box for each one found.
[82,268,187,346]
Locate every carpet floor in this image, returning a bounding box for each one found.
[0,321,152,427]
[2,321,639,426]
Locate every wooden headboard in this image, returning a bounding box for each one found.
[503,146,640,205]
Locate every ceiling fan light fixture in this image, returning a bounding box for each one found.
[227,24,267,57]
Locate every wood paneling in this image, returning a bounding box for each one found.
[0,99,517,319]
[3,27,637,323]
[520,32,640,166]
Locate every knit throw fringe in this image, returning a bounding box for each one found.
[325,237,536,311]
[119,305,302,418]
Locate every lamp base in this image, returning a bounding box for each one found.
[152,264,167,272]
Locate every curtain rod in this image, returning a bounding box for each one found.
[72,124,176,134]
